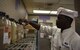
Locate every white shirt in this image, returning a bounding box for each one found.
[40,25,80,50]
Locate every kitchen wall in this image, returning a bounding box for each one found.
[0,0,28,20]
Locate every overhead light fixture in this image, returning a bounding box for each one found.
[33,10,57,15]
[33,10,50,14]
[50,11,57,14]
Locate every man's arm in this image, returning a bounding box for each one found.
[22,19,53,34]
[28,21,40,30]
[19,19,40,30]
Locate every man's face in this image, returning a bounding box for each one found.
[56,14,68,28]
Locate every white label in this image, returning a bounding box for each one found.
[40,33,44,38]
[3,32,9,44]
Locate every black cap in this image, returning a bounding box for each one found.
[5,15,9,19]
[14,19,17,23]
[0,11,6,16]
[9,18,14,21]
[18,19,24,22]
[16,21,19,24]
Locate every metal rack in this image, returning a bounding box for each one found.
[7,38,36,50]
[7,19,38,50]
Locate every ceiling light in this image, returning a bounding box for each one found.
[50,11,57,14]
[33,10,50,14]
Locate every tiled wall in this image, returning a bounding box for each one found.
[0,0,27,20]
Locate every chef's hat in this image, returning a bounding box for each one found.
[57,7,78,19]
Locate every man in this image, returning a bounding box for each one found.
[24,7,80,50]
